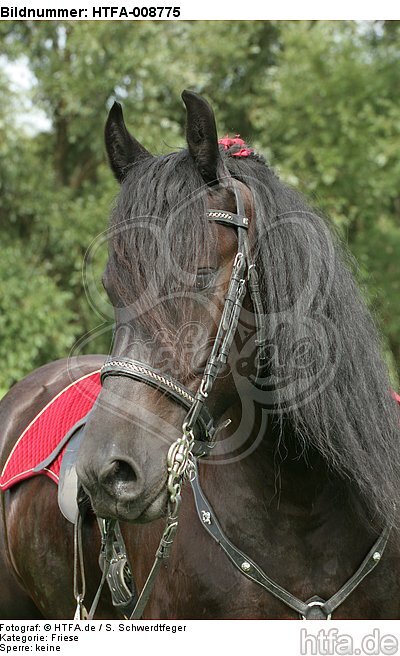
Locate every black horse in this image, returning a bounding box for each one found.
[1,91,399,619]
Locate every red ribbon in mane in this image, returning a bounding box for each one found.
[218,135,253,157]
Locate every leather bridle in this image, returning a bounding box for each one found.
[81,179,390,621]
[100,181,266,457]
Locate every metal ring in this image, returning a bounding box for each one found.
[301,600,332,620]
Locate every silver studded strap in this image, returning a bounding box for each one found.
[190,461,391,619]
[101,359,195,404]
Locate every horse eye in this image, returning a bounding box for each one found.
[195,268,216,290]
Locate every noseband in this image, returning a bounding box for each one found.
[100,181,265,457]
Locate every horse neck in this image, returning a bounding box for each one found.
[206,408,354,523]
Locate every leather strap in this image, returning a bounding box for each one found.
[190,462,391,619]
[206,209,249,229]
[190,465,309,616]
[322,525,391,616]
[100,358,215,456]
[129,514,179,619]
[100,359,198,408]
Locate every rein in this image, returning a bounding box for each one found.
[76,178,391,621]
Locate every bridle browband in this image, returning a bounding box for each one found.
[79,178,390,622]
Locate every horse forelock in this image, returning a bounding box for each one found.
[107,151,214,377]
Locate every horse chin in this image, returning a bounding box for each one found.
[89,488,169,524]
[123,490,169,524]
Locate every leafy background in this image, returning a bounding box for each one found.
[0,20,399,394]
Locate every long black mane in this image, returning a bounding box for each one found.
[108,143,400,527]
[107,151,211,334]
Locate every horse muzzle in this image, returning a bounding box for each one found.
[77,448,169,522]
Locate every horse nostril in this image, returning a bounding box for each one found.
[100,458,142,499]
[112,460,138,484]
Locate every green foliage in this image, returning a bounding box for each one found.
[0,243,76,382]
[0,20,398,390]
[253,21,400,381]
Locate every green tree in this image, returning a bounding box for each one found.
[0,21,280,388]
[253,21,400,380]
[0,20,398,390]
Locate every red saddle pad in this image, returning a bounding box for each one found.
[0,371,101,490]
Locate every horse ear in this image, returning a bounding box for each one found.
[182,90,221,186]
[105,101,151,183]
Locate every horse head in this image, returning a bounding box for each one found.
[77,91,259,522]
[77,89,400,538]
